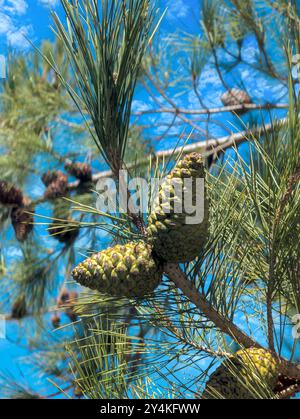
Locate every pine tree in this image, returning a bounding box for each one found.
[0,0,299,400]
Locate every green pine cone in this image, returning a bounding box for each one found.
[72,242,162,298]
[202,348,279,399]
[147,153,209,263]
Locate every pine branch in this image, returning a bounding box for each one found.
[144,70,282,125]
[164,263,260,349]
[266,281,275,352]
[152,305,232,358]
[164,263,300,382]
[132,102,288,116]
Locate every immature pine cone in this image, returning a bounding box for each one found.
[72,242,162,298]
[147,153,209,263]
[202,348,279,399]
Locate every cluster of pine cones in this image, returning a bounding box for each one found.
[0,181,34,242]
[71,153,294,399]
[42,161,92,244]
[0,161,92,243]
[42,161,92,200]
[72,153,209,298]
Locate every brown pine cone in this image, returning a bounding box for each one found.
[65,161,92,182]
[41,171,60,187]
[57,288,70,307]
[67,291,78,307]
[48,219,79,244]
[11,295,27,319]
[44,172,68,199]
[0,181,24,206]
[11,206,34,242]
[221,88,252,115]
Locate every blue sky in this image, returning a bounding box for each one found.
[0,1,58,52]
[0,0,199,53]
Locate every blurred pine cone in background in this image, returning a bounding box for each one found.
[57,288,70,308]
[11,295,27,320]
[48,199,79,244]
[56,289,78,323]
[41,170,61,187]
[221,88,252,115]
[11,206,34,242]
[48,220,79,244]
[0,181,35,242]
[51,313,61,329]
[44,171,68,199]
[0,181,24,206]
[65,161,92,182]
[65,291,78,322]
